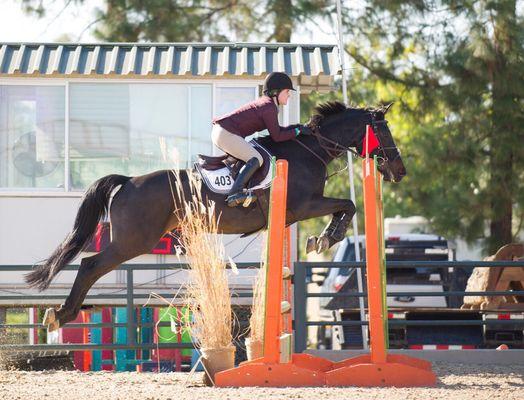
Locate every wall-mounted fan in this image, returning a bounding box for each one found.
[12,131,59,178]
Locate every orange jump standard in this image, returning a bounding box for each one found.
[216,128,437,387]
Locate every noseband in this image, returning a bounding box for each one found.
[371,119,402,167]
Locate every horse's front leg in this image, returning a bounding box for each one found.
[311,209,356,253]
[294,197,355,254]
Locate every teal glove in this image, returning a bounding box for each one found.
[298,125,313,136]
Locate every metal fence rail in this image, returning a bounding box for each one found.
[293,260,524,352]
[1,261,523,356]
[0,263,257,355]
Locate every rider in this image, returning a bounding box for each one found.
[212,72,313,207]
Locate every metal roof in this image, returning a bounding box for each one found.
[0,42,340,90]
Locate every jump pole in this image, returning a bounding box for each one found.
[216,147,437,387]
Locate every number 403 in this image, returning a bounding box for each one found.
[215,175,232,186]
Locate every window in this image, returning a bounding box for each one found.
[0,82,214,191]
[215,87,257,117]
[0,85,65,189]
[69,83,212,189]
[190,86,213,160]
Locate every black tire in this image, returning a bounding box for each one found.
[232,305,250,365]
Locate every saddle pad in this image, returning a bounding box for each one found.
[195,141,273,195]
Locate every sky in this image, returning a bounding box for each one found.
[0,0,339,44]
[0,0,105,42]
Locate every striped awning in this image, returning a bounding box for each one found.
[0,42,340,91]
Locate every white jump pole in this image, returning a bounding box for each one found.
[335,0,369,349]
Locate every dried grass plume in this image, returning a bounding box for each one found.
[173,171,232,350]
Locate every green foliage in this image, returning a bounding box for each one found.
[340,0,524,254]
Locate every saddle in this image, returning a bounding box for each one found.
[194,140,273,195]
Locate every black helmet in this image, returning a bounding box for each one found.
[263,72,296,96]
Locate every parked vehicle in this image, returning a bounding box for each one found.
[319,233,455,312]
[315,234,524,350]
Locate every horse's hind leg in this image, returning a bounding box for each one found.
[43,170,178,331]
[44,245,131,331]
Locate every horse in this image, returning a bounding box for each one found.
[26,101,406,331]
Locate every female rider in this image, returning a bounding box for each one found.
[212,72,312,207]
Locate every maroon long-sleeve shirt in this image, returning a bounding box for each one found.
[213,95,296,142]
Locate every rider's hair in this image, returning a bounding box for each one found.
[264,88,280,97]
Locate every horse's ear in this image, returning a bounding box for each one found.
[383,102,394,114]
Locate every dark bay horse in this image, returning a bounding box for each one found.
[26,101,406,331]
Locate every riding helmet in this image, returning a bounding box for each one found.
[263,72,296,96]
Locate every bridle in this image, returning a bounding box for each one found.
[371,119,402,169]
[292,112,396,178]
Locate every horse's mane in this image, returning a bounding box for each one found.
[308,101,375,127]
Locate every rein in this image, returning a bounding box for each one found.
[291,121,361,180]
[292,133,357,180]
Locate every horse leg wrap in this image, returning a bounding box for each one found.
[330,212,352,242]
[306,210,354,254]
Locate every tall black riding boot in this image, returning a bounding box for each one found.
[226,157,260,207]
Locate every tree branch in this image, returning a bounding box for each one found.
[347,46,445,89]
[38,0,74,37]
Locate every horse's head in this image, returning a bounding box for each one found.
[307,102,406,183]
[366,104,406,183]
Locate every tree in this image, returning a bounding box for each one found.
[339,0,524,254]
[20,0,331,42]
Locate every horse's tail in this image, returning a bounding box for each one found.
[25,174,131,291]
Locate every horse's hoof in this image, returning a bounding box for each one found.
[316,236,330,254]
[306,236,318,253]
[43,308,56,325]
[47,320,60,332]
[43,308,61,332]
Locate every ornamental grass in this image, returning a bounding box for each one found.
[172,171,233,350]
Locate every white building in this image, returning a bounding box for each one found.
[0,42,340,300]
